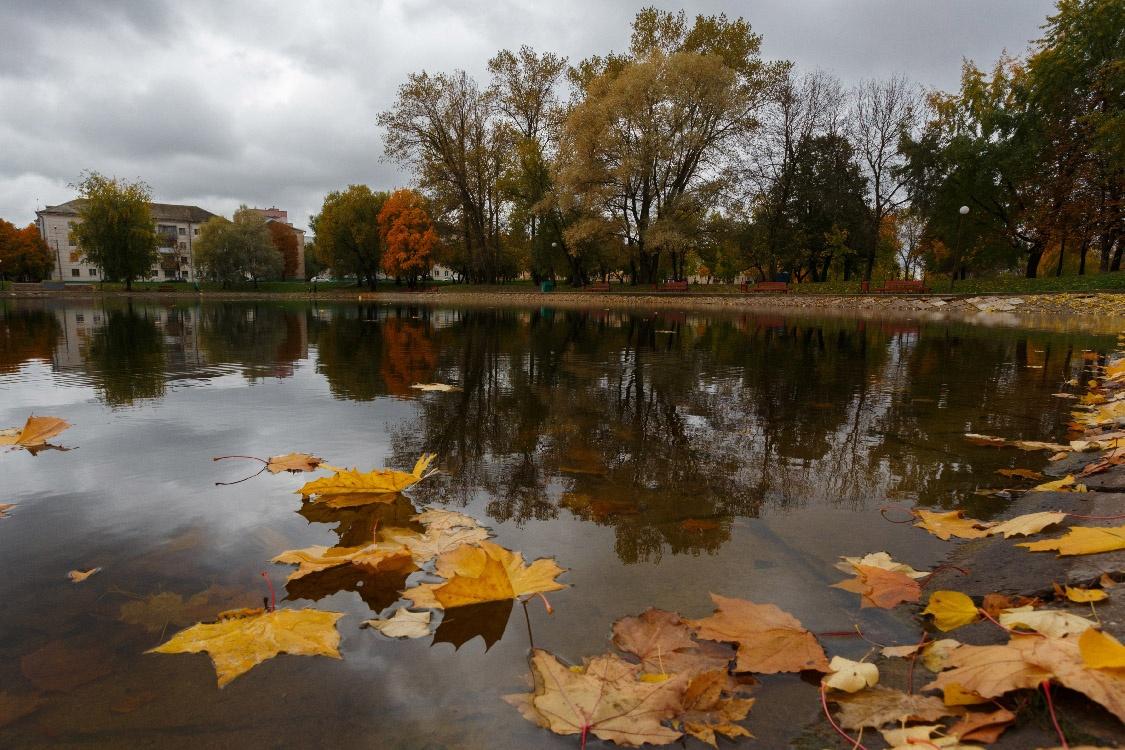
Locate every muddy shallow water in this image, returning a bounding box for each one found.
[0,299,1113,748]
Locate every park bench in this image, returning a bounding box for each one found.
[655,280,689,293]
[877,279,929,294]
[739,281,789,293]
[586,281,610,292]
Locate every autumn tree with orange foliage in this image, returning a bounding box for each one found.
[377,189,437,287]
[266,221,300,280]
[0,219,54,282]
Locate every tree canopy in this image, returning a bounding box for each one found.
[310,185,386,289]
[71,172,159,290]
[193,207,281,288]
[0,220,54,282]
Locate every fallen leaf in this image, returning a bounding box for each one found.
[834,551,927,579]
[913,510,991,541]
[941,683,991,706]
[149,608,344,687]
[0,415,70,448]
[21,639,115,692]
[67,567,101,583]
[505,649,689,746]
[822,656,878,692]
[982,593,1040,618]
[409,382,461,392]
[1051,393,1079,400]
[403,540,567,609]
[298,453,437,496]
[0,503,13,519]
[964,433,1007,447]
[1010,635,1125,722]
[1018,524,1125,556]
[830,686,956,730]
[119,585,247,633]
[948,707,1016,743]
[675,669,754,747]
[0,692,44,728]
[881,724,967,749]
[986,511,1068,538]
[266,453,325,473]
[1099,573,1118,589]
[998,607,1095,638]
[922,639,963,672]
[612,608,733,676]
[923,591,980,632]
[687,594,829,674]
[996,468,1044,480]
[1032,475,1087,492]
[1079,628,1125,669]
[362,608,431,638]
[1065,585,1108,603]
[272,542,417,582]
[833,564,921,609]
[924,641,1051,701]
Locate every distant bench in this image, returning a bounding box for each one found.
[740,281,789,293]
[586,281,610,292]
[655,280,688,293]
[877,279,929,294]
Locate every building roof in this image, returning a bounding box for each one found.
[38,199,216,223]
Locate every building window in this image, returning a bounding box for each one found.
[89,268,97,276]
[71,268,80,277]
[180,256,188,264]
[178,227,186,235]
[193,228,199,236]
[165,269,175,278]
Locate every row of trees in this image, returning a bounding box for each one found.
[369,1,1120,284]
[0,219,53,281]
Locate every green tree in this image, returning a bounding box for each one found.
[0,220,54,281]
[304,240,325,280]
[310,185,387,289]
[71,171,158,290]
[193,207,281,288]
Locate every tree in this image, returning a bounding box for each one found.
[0,220,54,281]
[266,222,300,280]
[304,241,325,281]
[378,189,438,287]
[310,185,386,289]
[71,171,159,290]
[193,207,281,288]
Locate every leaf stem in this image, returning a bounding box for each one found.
[819,684,869,750]
[1041,680,1068,749]
[260,571,276,612]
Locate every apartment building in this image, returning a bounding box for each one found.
[36,199,216,282]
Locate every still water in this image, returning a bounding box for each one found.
[0,299,1113,748]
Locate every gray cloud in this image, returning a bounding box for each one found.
[0,0,1056,231]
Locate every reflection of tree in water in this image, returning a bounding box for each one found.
[380,316,437,396]
[84,304,166,407]
[0,306,60,373]
[383,308,1107,563]
[197,303,306,381]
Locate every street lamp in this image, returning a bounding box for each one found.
[950,205,970,291]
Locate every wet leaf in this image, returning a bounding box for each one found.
[0,691,44,728]
[266,453,325,473]
[403,540,567,609]
[687,594,829,674]
[948,707,1016,743]
[311,492,403,509]
[1065,585,1108,603]
[409,382,461,392]
[362,608,430,639]
[986,511,1068,538]
[0,503,13,519]
[921,639,963,672]
[505,648,689,746]
[298,453,437,496]
[923,591,980,632]
[675,669,754,747]
[1018,524,1125,556]
[832,564,921,609]
[383,511,491,563]
[0,415,71,448]
[119,585,247,633]
[1079,628,1125,669]
[924,642,1051,701]
[1009,635,1125,722]
[996,468,1044,480]
[149,608,344,687]
[821,656,878,692]
[913,510,991,541]
[67,567,101,583]
[110,690,159,714]
[612,608,734,676]
[829,686,955,729]
[272,542,417,582]
[982,593,1040,618]
[997,607,1095,638]
[880,724,967,749]
[21,639,115,692]
[833,551,927,579]
[1032,474,1087,492]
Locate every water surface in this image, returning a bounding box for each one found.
[0,299,1112,748]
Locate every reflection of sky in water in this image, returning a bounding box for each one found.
[0,300,1115,747]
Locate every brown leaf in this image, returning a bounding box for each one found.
[0,415,71,448]
[21,640,115,692]
[996,468,1044,480]
[676,670,754,747]
[687,594,828,674]
[924,640,1051,701]
[119,585,249,633]
[0,691,44,728]
[981,593,1040,619]
[1011,635,1125,722]
[830,686,957,730]
[266,453,325,473]
[612,608,734,676]
[0,503,14,519]
[67,567,101,583]
[832,565,921,609]
[948,707,1016,743]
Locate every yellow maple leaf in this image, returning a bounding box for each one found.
[149,608,344,687]
[403,540,566,609]
[1079,628,1125,669]
[0,415,70,448]
[1065,586,1108,603]
[922,591,980,632]
[913,510,991,541]
[986,511,1068,538]
[297,453,437,496]
[1031,475,1087,493]
[271,542,416,582]
[1018,525,1125,556]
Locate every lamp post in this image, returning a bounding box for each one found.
[950,205,969,291]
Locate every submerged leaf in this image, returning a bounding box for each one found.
[119,585,247,633]
[676,669,754,747]
[687,594,828,674]
[67,567,101,583]
[149,608,344,687]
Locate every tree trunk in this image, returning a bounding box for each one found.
[1079,238,1090,275]
[1055,233,1067,277]
[1025,246,1042,278]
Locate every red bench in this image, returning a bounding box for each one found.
[877,279,929,294]
[740,281,789,293]
[655,280,689,292]
[586,281,610,291]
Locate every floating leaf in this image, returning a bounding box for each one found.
[821,656,878,693]
[913,510,991,541]
[687,594,829,674]
[149,608,344,687]
[996,468,1044,480]
[1032,475,1087,492]
[922,591,980,632]
[832,564,921,609]
[675,669,754,747]
[829,686,955,730]
[0,415,71,448]
[1018,524,1125,556]
[505,649,688,746]
[362,609,431,639]
[612,608,733,676]
[0,503,13,519]
[266,453,325,473]
[409,383,461,392]
[403,540,566,609]
[67,567,101,583]
[833,552,927,579]
[1079,628,1125,669]
[298,453,437,496]
[986,511,1068,538]
[272,542,417,582]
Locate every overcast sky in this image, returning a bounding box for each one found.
[0,0,1057,232]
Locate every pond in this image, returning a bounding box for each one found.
[0,299,1113,748]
